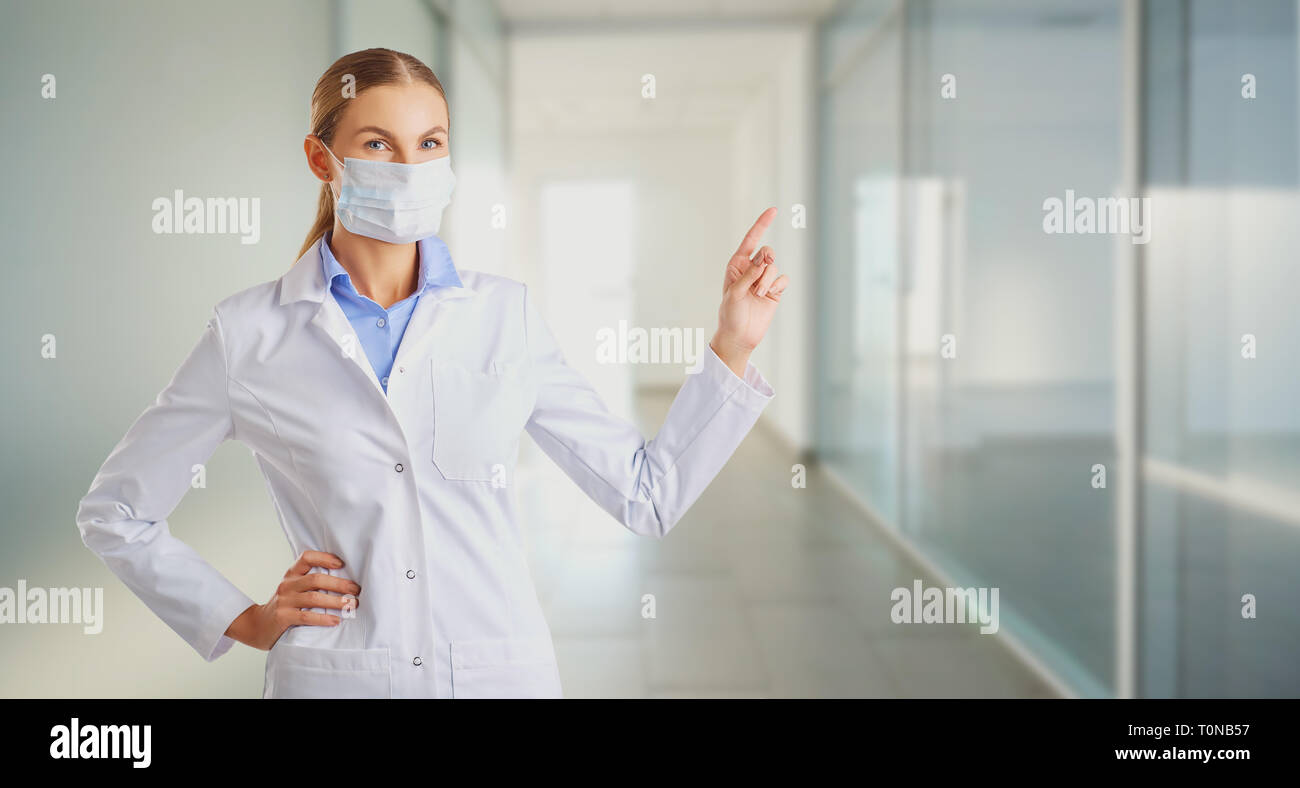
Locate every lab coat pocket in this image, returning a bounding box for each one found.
[263,642,392,699]
[450,636,563,699]
[431,359,530,482]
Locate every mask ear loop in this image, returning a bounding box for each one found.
[315,136,345,199]
[322,143,346,170]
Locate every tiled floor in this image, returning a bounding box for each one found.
[517,390,1061,699]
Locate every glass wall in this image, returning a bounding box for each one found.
[817,0,1123,697]
[1140,0,1300,697]
[817,0,905,526]
[817,0,1300,697]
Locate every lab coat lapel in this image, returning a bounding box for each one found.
[278,240,389,401]
[309,294,387,400]
[278,236,472,406]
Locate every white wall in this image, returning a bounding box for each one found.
[731,27,816,451]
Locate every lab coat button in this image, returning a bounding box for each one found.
[398,366,405,373]
[405,569,416,579]
[412,656,423,667]
[395,463,404,473]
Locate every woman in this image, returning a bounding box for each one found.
[76,48,788,698]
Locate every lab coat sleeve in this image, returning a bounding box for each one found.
[75,308,257,662]
[522,287,775,538]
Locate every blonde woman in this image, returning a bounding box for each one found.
[77,48,788,698]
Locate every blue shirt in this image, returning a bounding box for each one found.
[321,232,463,393]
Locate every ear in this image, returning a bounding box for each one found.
[303,135,337,184]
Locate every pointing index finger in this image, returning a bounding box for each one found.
[734,207,777,259]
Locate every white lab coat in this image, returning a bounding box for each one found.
[76,237,775,698]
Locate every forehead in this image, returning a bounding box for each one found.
[338,82,448,133]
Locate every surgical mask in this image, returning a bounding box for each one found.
[324,144,456,244]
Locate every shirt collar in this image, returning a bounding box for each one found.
[320,232,464,298]
[279,235,474,306]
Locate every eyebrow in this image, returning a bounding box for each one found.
[353,125,447,139]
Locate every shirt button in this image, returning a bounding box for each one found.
[412,656,423,667]
[377,317,386,327]
[395,463,404,473]
[381,376,389,386]
[406,569,416,579]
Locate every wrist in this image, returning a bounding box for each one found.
[710,334,751,378]
[224,603,258,646]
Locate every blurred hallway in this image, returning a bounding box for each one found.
[1,0,1296,700]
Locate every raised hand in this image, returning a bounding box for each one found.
[711,206,789,377]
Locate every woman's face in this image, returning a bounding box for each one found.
[310,81,449,182]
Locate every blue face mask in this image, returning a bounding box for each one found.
[325,145,456,244]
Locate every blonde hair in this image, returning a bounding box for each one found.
[297,48,449,259]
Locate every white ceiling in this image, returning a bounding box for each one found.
[496,0,840,25]
[502,1,826,136]
[510,28,803,134]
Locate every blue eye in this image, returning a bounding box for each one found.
[422,139,443,149]
[365,139,386,151]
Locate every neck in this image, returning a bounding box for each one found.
[327,223,420,309]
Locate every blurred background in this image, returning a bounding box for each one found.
[0,0,1295,698]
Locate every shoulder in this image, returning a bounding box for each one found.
[456,269,533,313]
[457,269,528,299]
[201,278,290,365]
[210,278,282,330]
